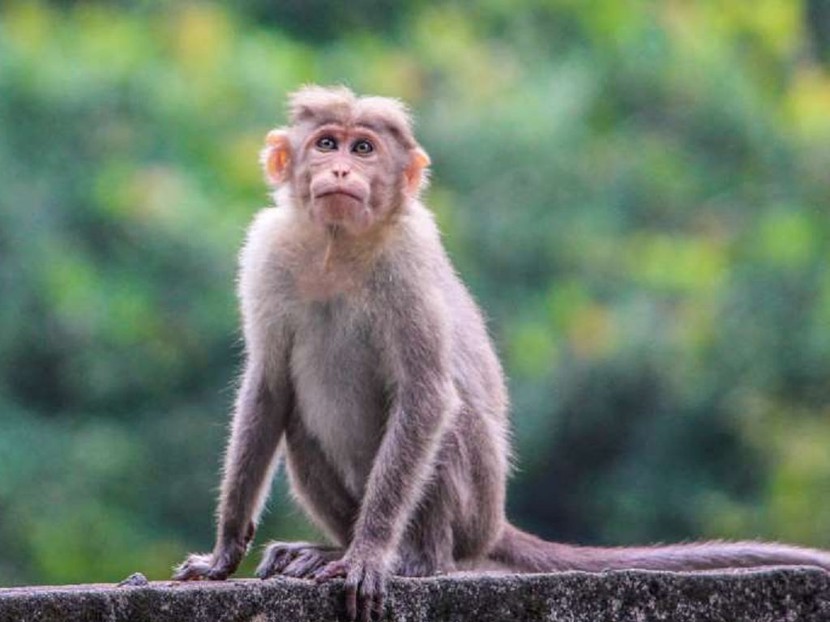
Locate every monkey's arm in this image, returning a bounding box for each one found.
[316,284,458,617]
[175,354,293,580]
[175,208,297,581]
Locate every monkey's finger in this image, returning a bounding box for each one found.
[306,555,332,578]
[172,553,213,580]
[254,559,274,579]
[283,551,325,578]
[313,559,348,582]
[359,569,384,622]
[205,566,231,581]
[205,553,239,581]
[282,552,312,577]
[256,546,294,578]
[174,567,199,581]
[372,592,384,622]
[371,580,385,621]
[172,565,199,581]
[172,564,192,581]
[271,550,301,574]
[359,582,373,622]
[344,572,360,621]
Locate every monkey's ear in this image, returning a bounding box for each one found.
[405,147,431,196]
[261,129,292,185]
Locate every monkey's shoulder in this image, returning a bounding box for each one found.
[236,208,287,302]
[240,207,295,262]
[239,206,339,294]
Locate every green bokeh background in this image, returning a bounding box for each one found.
[1,0,829,586]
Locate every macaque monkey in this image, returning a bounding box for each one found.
[175,86,830,620]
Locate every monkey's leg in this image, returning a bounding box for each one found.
[395,465,456,577]
[283,417,360,544]
[396,509,454,576]
[257,418,359,580]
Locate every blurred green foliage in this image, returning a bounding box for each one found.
[1,0,829,587]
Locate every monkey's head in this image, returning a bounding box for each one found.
[261,85,430,236]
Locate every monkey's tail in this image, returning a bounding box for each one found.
[489,523,830,572]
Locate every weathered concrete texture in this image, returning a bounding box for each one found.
[1,568,829,622]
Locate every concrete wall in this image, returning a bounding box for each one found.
[1,568,828,621]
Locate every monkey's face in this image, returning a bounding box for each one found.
[298,125,402,236]
[261,103,430,238]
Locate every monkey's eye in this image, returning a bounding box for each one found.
[352,139,374,155]
[316,136,338,151]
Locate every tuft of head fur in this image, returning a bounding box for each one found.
[287,85,418,151]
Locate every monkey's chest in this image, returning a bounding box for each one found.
[289,302,389,495]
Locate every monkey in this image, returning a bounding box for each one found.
[174,85,830,621]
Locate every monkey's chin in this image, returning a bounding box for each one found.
[312,198,373,236]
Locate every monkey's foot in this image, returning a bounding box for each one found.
[256,542,342,580]
[394,538,455,576]
[395,552,454,577]
[314,555,388,622]
[173,546,243,581]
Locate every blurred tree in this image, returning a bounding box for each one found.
[0,0,828,587]
[807,0,830,67]
[233,0,416,42]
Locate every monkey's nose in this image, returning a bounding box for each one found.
[332,166,350,179]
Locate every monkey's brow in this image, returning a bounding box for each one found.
[353,119,386,134]
[312,116,348,128]
[311,119,386,136]
[356,119,410,148]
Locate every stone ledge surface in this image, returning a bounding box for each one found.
[1,568,829,622]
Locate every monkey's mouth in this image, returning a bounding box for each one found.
[313,190,367,224]
[310,186,372,233]
[314,189,364,203]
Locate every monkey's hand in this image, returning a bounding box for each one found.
[172,543,245,581]
[313,553,390,622]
